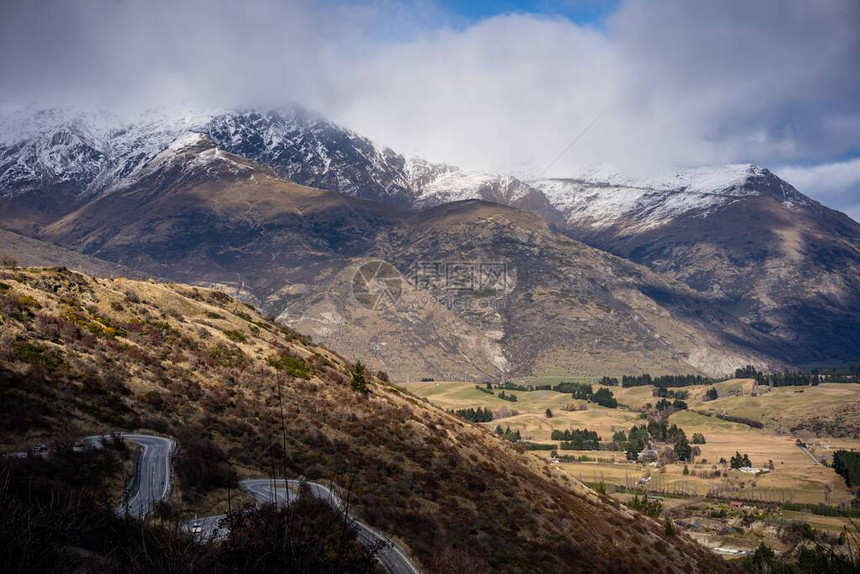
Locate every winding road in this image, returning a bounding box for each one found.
[106,434,419,574]
[117,434,176,518]
[7,434,418,572]
[238,479,420,574]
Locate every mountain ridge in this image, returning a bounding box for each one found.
[1,104,858,371]
[23,138,780,378]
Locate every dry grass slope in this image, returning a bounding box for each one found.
[0,267,737,573]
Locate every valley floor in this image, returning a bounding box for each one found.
[402,380,860,556]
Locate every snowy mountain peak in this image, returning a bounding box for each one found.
[414,170,528,207]
[528,163,815,232]
[0,104,456,206]
[0,104,819,228]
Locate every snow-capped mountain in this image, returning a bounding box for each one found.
[2,103,859,368]
[0,104,824,226]
[404,159,860,368]
[529,164,818,233]
[0,105,458,213]
[412,170,531,206]
[0,106,212,199]
[204,108,457,206]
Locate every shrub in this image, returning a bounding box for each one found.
[173,431,237,502]
[210,342,247,368]
[222,329,247,343]
[0,253,18,268]
[140,390,165,411]
[267,354,310,379]
[664,517,675,536]
[627,494,662,517]
[455,407,493,423]
[13,342,60,370]
[219,494,379,572]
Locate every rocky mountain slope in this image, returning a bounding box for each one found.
[528,166,860,367]
[0,266,737,573]
[22,134,778,378]
[374,160,860,368]
[1,105,858,371]
[0,227,133,278]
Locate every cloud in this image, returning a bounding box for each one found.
[1,0,859,215]
[329,0,860,176]
[776,159,860,223]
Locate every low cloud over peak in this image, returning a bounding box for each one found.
[1,0,858,217]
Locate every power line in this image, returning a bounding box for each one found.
[537,107,609,179]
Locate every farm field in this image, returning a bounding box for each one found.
[697,382,860,429]
[401,380,860,507]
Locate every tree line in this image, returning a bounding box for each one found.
[736,364,821,387]
[607,374,714,388]
[543,382,618,408]
[455,407,494,423]
[833,450,860,487]
[551,428,601,450]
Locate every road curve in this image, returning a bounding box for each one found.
[7,434,417,573]
[238,479,420,574]
[6,433,176,520]
[117,434,176,518]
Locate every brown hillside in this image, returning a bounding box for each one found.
[0,267,736,573]
[30,138,777,378]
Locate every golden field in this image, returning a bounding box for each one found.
[401,380,860,506]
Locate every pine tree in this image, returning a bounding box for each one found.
[350,361,368,394]
[730,451,752,469]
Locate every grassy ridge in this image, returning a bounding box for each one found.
[0,267,734,573]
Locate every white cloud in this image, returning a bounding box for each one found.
[1,0,859,214]
[326,0,860,176]
[775,158,860,223]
